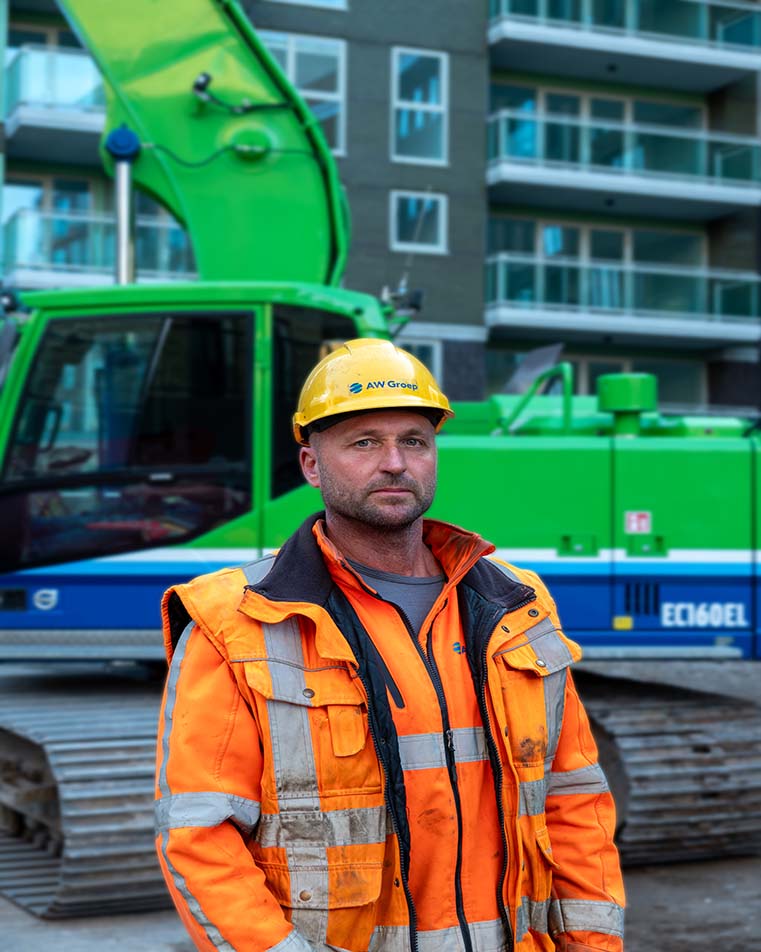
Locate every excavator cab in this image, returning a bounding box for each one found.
[0,282,388,574]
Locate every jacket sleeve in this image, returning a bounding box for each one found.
[526,572,626,952]
[155,622,312,952]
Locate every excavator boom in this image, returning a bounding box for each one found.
[58,0,349,285]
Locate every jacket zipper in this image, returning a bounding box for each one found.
[391,599,473,952]
[348,655,420,952]
[340,567,420,952]
[476,595,536,952]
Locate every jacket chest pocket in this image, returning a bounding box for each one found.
[242,657,383,801]
[493,618,572,770]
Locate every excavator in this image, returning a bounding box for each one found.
[0,0,759,920]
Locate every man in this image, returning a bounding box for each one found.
[155,338,625,952]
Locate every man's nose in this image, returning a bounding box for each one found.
[379,443,406,473]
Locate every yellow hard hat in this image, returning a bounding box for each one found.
[292,338,454,445]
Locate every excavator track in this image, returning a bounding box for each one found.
[578,672,761,865]
[0,667,169,917]
[0,667,759,918]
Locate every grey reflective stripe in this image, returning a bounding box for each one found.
[157,620,194,800]
[257,804,387,849]
[157,622,236,951]
[549,898,625,938]
[399,732,445,770]
[533,624,573,674]
[469,917,509,951]
[370,919,507,952]
[548,763,610,797]
[155,791,261,834]
[518,777,547,817]
[452,726,488,763]
[543,667,567,764]
[267,929,314,952]
[398,727,488,771]
[486,557,522,584]
[515,897,550,940]
[264,618,320,808]
[263,619,328,946]
[243,554,276,586]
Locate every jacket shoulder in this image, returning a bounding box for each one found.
[485,557,582,663]
[161,555,275,662]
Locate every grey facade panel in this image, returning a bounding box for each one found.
[708,358,761,409]
[443,340,486,400]
[248,1,486,51]
[247,0,490,366]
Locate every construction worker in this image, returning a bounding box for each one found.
[155,338,625,952]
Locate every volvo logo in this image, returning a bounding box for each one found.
[33,589,59,611]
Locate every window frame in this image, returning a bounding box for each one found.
[488,213,707,267]
[389,190,449,256]
[263,0,347,9]
[390,46,449,166]
[489,81,707,131]
[397,337,443,381]
[260,29,347,156]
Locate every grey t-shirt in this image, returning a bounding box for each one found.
[348,558,445,636]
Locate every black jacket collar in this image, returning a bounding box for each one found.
[246,512,534,612]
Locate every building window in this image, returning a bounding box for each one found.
[390,191,448,255]
[391,47,448,165]
[260,31,346,154]
[2,174,194,279]
[399,339,443,381]
[265,0,347,8]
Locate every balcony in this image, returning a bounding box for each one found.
[4,45,105,163]
[487,110,761,218]
[489,0,761,93]
[485,253,761,346]
[2,210,196,289]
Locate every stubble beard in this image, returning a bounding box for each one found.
[321,473,436,532]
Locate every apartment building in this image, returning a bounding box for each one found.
[487,0,761,411]
[0,0,489,399]
[2,1,761,410]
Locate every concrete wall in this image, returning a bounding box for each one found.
[707,73,759,136]
[708,356,761,408]
[707,210,760,271]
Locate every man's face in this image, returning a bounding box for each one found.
[299,410,438,531]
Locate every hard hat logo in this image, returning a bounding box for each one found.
[292,337,454,445]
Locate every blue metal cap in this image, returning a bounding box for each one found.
[105,124,141,162]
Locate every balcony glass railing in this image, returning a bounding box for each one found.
[3,210,196,280]
[4,44,105,116]
[489,0,761,51]
[485,253,761,323]
[487,110,761,186]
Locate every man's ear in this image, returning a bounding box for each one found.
[299,445,321,488]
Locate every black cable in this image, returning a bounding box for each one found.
[145,142,313,168]
[192,72,295,116]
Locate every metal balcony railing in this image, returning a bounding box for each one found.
[486,253,761,323]
[3,210,196,280]
[489,0,761,51]
[4,44,105,116]
[487,110,761,187]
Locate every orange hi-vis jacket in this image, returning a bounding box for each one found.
[156,515,625,952]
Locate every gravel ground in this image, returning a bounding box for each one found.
[2,854,760,951]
